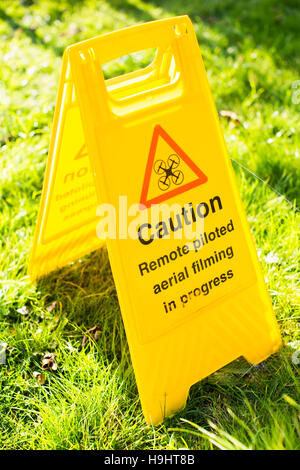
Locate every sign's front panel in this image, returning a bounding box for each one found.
[94,114,280,425]
[98,116,260,347]
[69,16,281,424]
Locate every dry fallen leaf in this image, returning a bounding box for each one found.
[33,371,45,385]
[46,301,57,313]
[41,353,57,371]
[220,110,241,126]
[81,325,102,349]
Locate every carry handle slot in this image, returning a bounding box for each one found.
[101,48,157,81]
[88,16,191,65]
[70,16,197,119]
[103,46,179,104]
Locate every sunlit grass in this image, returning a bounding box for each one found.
[0,0,299,450]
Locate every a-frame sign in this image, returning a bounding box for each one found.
[29,16,281,425]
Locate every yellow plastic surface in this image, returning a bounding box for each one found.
[29,16,281,425]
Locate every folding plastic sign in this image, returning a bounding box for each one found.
[28,16,281,425]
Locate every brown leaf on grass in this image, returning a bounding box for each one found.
[81,325,102,349]
[33,371,45,385]
[220,110,241,126]
[41,353,57,371]
[46,301,57,313]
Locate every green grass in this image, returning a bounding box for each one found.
[0,0,299,450]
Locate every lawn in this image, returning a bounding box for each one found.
[0,0,299,450]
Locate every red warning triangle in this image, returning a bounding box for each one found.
[140,125,208,208]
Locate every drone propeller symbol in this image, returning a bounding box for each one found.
[153,154,184,191]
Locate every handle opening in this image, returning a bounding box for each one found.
[71,16,194,118]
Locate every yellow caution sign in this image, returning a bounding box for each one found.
[29,16,281,425]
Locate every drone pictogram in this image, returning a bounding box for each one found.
[140,125,208,208]
[153,154,184,191]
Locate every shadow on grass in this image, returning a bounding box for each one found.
[107,0,300,72]
[148,0,299,69]
[35,243,299,437]
[2,0,299,68]
[0,7,64,56]
[36,246,126,362]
